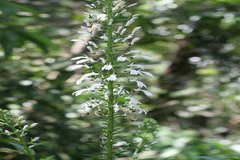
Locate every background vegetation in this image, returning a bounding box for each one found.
[0,0,240,159]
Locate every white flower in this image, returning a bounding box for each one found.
[76,72,98,85]
[129,64,144,70]
[100,34,108,41]
[125,18,135,27]
[131,26,141,35]
[77,102,92,115]
[99,58,106,64]
[126,50,140,54]
[127,3,138,8]
[131,37,140,45]
[127,97,141,105]
[66,64,89,71]
[73,89,88,96]
[120,28,127,35]
[116,26,124,34]
[107,74,117,81]
[116,85,128,94]
[136,81,146,88]
[114,38,121,43]
[71,55,95,64]
[97,14,107,21]
[142,71,154,77]
[89,83,102,90]
[113,0,126,12]
[17,116,24,121]
[102,64,113,71]
[87,46,94,53]
[23,125,28,130]
[77,30,92,36]
[114,104,120,113]
[130,69,142,75]
[130,80,147,88]
[117,55,128,62]
[76,59,91,64]
[73,83,102,96]
[71,55,89,61]
[30,123,38,128]
[108,19,113,25]
[32,137,40,142]
[132,54,152,60]
[122,34,133,42]
[88,41,98,48]
[85,4,94,9]
[4,130,10,134]
[113,141,128,147]
[136,89,153,97]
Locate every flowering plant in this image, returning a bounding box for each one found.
[71,0,154,159]
[0,109,54,160]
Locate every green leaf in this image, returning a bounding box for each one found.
[0,147,24,154]
[10,143,26,154]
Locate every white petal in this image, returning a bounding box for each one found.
[127,3,138,8]
[102,64,113,70]
[129,64,144,69]
[132,54,152,60]
[107,74,117,81]
[142,71,154,77]
[117,55,128,62]
[120,28,127,35]
[89,83,102,90]
[32,137,40,142]
[88,41,98,48]
[100,34,108,41]
[76,72,98,85]
[130,69,142,75]
[125,19,135,27]
[131,37,140,45]
[66,65,85,71]
[113,141,128,147]
[122,34,133,42]
[126,50,140,54]
[76,59,90,64]
[97,14,107,21]
[131,26,141,35]
[136,81,147,88]
[71,55,88,61]
[73,89,88,96]
[127,97,141,105]
[116,26,124,34]
[87,46,94,53]
[114,104,120,113]
[30,123,38,128]
[99,58,106,64]
[140,90,153,97]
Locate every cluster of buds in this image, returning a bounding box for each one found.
[0,109,40,159]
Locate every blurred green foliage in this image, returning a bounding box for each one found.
[0,0,240,159]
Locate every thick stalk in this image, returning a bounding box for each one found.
[106,0,114,159]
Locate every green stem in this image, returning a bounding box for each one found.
[106,0,114,159]
[19,137,37,160]
[131,140,142,160]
